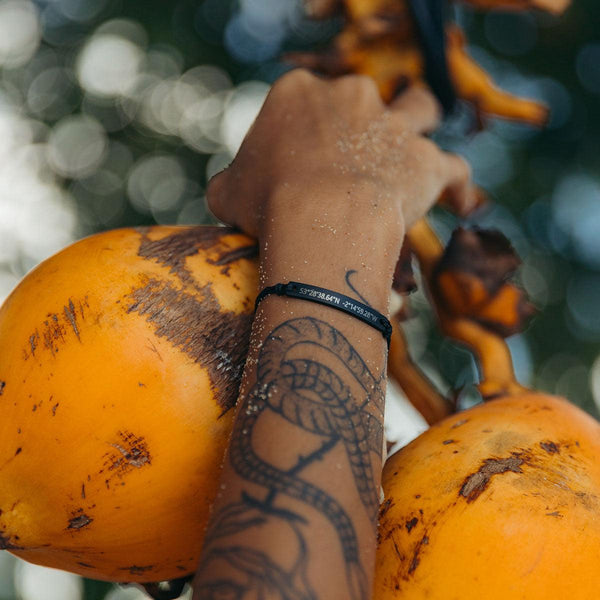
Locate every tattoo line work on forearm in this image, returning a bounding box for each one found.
[196,313,385,600]
[344,270,371,307]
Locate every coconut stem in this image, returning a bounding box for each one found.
[388,316,454,424]
[407,218,527,401]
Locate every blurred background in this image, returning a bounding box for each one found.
[0,0,598,597]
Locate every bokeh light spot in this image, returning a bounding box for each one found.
[221,81,269,154]
[56,0,109,23]
[77,34,144,98]
[127,154,188,216]
[458,130,513,189]
[566,273,600,339]
[506,334,533,385]
[0,0,41,68]
[576,43,600,96]
[206,151,233,181]
[484,11,537,57]
[27,66,78,120]
[552,174,600,268]
[225,3,286,64]
[177,197,209,225]
[47,114,108,178]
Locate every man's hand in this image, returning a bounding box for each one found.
[207,69,474,243]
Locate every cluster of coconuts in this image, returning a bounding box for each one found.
[0,226,599,598]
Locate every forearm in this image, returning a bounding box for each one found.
[192,69,473,599]
[193,188,402,600]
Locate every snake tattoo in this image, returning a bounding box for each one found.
[196,316,385,600]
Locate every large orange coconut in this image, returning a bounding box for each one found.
[0,226,257,583]
[375,393,600,599]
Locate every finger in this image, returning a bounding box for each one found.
[437,152,478,216]
[388,85,442,134]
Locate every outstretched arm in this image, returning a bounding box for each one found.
[193,69,474,600]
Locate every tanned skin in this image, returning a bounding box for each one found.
[192,69,474,600]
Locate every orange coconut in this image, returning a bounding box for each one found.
[375,393,600,599]
[0,226,257,583]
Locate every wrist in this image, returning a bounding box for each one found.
[257,185,405,314]
[261,180,405,252]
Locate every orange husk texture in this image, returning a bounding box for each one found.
[375,393,600,599]
[0,226,258,582]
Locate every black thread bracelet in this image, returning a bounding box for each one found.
[254,281,393,347]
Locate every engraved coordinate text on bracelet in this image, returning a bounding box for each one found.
[254,281,392,346]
